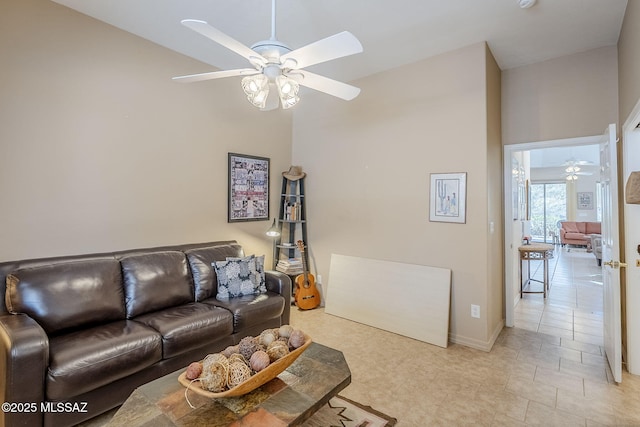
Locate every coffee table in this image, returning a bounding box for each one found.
[107,342,351,426]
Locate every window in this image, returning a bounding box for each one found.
[530,183,566,243]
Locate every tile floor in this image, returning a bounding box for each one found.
[290,245,640,426]
[81,247,640,426]
[514,245,605,346]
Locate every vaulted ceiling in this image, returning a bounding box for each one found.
[52,0,628,84]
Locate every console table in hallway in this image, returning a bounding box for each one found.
[518,243,555,298]
[108,342,351,426]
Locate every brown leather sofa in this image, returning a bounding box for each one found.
[559,221,601,247]
[0,241,291,427]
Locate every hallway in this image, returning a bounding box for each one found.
[514,245,604,347]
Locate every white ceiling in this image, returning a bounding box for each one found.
[52,0,628,84]
[529,144,601,168]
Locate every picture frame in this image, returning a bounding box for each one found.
[525,179,531,221]
[429,172,467,223]
[577,191,594,210]
[512,157,519,221]
[228,153,270,222]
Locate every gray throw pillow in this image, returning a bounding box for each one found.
[213,255,266,299]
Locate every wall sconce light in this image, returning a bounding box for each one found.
[626,171,640,204]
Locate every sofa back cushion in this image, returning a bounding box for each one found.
[5,259,125,335]
[586,222,601,234]
[120,251,193,318]
[562,221,579,233]
[185,244,244,301]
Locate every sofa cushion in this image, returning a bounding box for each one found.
[586,222,602,234]
[121,251,193,318]
[564,232,587,240]
[204,292,285,333]
[134,302,233,358]
[562,221,579,233]
[46,320,162,400]
[185,244,244,301]
[213,257,265,299]
[5,259,125,335]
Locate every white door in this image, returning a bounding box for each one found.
[600,123,623,383]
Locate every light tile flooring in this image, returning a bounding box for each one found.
[290,245,640,426]
[514,245,605,346]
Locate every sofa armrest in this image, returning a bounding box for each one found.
[559,227,568,244]
[0,313,49,427]
[265,271,292,325]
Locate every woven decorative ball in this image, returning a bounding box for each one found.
[266,341,290,362]
[185,362,203,380]
[200,354,229,392]
[222,345,239,358]
[227,361,252,388]
[288,329,306,349]
[238,336,262,360]
[228,353,248,366]
[203,353,229,367]
[259,330,277,347]
[278,324,293,338]
[249,350,271,372]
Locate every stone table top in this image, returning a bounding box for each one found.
[107,342,351,427]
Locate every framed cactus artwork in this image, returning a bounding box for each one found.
[429,172,467,224]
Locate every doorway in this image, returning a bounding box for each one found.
[503,135,603,328]
[509,142,604,345]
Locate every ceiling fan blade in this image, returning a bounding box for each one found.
[295,70,360,101]
[172,68,259,83]
[280,31,363,70]
[181,19,265,66]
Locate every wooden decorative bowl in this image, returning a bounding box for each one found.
[178,335,312,398]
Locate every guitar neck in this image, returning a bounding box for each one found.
[301,250,309,281]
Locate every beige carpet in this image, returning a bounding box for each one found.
[303,396,397,427]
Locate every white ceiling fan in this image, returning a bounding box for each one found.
[563,159,594,180]
[172,0,363,110]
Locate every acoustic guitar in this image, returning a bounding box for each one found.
[294,240,321,310]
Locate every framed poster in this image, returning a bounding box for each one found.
[512,157,520,221]
[429,172,467,223]
[228,153,270,222]
[577,192,594,210]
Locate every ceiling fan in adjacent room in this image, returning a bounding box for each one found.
[563,159,593,181]
[172,0,363,110]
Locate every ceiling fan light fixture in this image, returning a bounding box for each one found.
[242,74,270,109]
[565,166,581,173]
[276,75,300,109]
[518,0,537,9]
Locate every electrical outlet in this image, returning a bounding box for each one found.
[471,304,480,319]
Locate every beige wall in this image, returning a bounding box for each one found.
[485,46,504,341]
[0,0,293,262]
[502,46,619,145]
[619,0,640,122]
[292,43,503,349]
